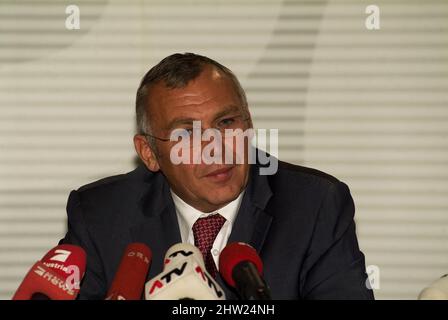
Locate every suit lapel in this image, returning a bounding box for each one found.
[218,163,274,299]
[129,169,182,279]
[228,163,273,252]
[127,161,275,299]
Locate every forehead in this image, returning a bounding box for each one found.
[147,66,243,123]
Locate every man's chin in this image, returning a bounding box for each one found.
[202,190,240,208]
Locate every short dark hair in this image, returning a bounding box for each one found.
[135,52,248,139]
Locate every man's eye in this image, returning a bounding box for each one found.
[181,128,193,136]
[219,118,235,127]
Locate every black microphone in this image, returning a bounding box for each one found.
[219,242,272,300]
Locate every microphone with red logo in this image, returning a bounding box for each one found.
[105,243,152,300]
[219,242,272,300]
[145,243,225,300]
[12,244,87,300]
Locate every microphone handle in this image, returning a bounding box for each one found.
[31,293,51,300]
[232,261,272,300]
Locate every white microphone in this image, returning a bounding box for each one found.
[163,242,205,269]
[418,274,448,300]
[145,243,226,300]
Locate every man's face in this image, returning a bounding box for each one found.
[141,66,252,213]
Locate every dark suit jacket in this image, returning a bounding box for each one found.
[60,159,374,300]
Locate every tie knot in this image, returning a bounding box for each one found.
[194,213,226,230]
[192,213,226,249]
[192,213,226,278]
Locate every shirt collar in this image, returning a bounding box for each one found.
[170,189,245,231]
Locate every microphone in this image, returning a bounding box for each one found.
[219,242,272,300]
[163,242,205,269]
[12,244,86,300]
[145,243,225,300]
[418,274,448,300]
[105,243,152,300]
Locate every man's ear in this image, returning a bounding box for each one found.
[133,135,160,172]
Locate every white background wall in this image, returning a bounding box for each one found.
[1,0,447,299]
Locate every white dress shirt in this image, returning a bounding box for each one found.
[170,189,245,268]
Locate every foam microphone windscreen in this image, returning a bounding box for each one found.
[163,243,205,270]
[105,242,152,300]
[41,244,87,280]
[218,242,263,288]
[12,244,87,300]
[145,254,226,300]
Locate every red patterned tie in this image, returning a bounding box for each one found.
[192,213,226,278]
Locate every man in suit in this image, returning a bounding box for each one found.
[60,53,374,300]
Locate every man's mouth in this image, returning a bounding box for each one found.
[204,166,235,182]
